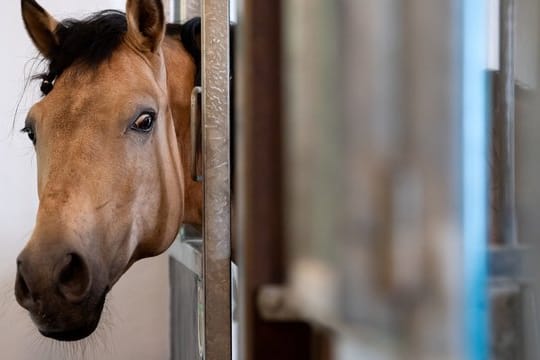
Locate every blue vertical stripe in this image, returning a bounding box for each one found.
[463,1,489,359]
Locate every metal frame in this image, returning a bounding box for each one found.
[169,0,232,359]
[169,229,204,360]
[169,226,203,277]
[492,0,518,246]
[201,0,232,359]
[487,1,531,358]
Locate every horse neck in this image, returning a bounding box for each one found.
[162,36,203,227]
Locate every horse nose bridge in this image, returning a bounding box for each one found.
[37,191,101,230]
[39,183,87,208]
[39,161,105,205]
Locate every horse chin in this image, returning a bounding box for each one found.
[39,321,99,342]
[36,291,108,342]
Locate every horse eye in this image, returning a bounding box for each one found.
[130,112,156,133]
[21,127,36,145]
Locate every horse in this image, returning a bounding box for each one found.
[14,0,203,341]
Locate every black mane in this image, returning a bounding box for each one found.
[36,10,202,95]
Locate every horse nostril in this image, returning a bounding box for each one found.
[15,265,33,309]
[57,253,91,303]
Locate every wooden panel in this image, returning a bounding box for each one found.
[237,0,315,359]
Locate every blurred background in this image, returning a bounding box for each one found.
[236,0,540,359]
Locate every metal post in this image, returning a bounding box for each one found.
[488,1,527,359]
[201,0,232,359]
[492,0,517,246]
[501,0,516,246]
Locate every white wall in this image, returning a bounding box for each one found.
[0,1,170,359]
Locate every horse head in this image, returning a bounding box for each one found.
[15,0,201,341]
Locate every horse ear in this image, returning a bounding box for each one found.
[21,0,59,58]
[125,0,165,53]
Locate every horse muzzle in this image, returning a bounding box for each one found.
[14,245,109,341]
